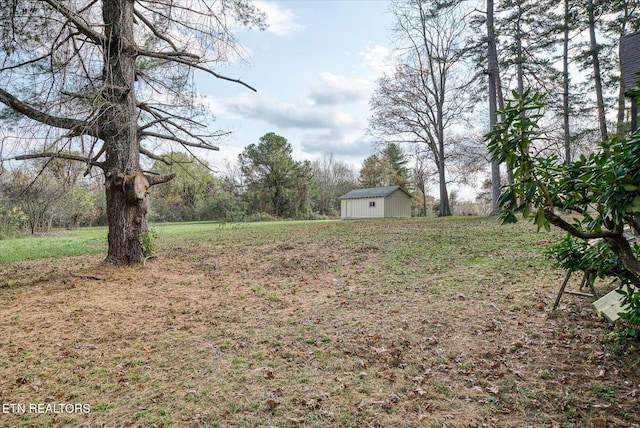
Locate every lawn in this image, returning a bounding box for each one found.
[0,228,106,263]
[0,217,638,427]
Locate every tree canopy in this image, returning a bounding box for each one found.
[239,133,314,219]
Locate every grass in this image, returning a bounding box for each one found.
[0,220,334,264]
[0,216,638,427]
[0,228,106,263]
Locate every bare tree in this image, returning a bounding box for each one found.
[411,150,432,217]
[0,0,265,263]
[370,0,474,217]
[311,153,356,216]
[0,168,64,234]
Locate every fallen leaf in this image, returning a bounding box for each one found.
[611,416,629,427]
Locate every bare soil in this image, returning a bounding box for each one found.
[0,218,638,428]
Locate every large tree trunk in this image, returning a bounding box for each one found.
[101,0,147,264]
[438,176,450,216]
[563,0,572,165]
[515,4,524,100]
[436,145,450,217]
[587,0,608,142]
[494,70,513,186]
[105,182,148,264]
[487,0,501,215]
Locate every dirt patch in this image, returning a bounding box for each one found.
[0,219,638,427]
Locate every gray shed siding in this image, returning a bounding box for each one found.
[341,197,385,219]
[384,189,412,217]
[620,31,640,95]
[340,187,411,219]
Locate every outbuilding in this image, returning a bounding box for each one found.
[339,185,412,219]
[620,30,640,132]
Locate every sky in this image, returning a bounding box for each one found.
[196,0,396,174]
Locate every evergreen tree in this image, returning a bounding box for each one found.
[239,133,313,218]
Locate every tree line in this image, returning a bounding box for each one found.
[368,0,639,216]
[1,131,467,237]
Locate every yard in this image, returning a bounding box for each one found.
[0,217,638,427]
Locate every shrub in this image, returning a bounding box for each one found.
[486,89,640,325]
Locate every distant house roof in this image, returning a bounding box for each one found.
[340,185,411,200]
[620,30,640,96]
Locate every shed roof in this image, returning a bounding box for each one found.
[620,30,640,96]
[340,185,411,200]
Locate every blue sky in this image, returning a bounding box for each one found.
[197,0,395,172]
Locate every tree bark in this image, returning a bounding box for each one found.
[101,0,147,264]
[437,157,450,216]
[515,4,524,101]
[495,57,511,186]
[487,0,501,215]
[587,0,608,142]
[563,0,572,165]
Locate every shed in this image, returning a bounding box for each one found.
[339,185,412,219]
[620,30,640,131]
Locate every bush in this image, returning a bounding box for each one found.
[486,89,640,325]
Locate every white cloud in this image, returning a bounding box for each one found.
[198,87,377,173]
[299,129,371,158]
[225,91,360,131]
[208,88,371,158]
[359,45,395,75]
[254,1,305,36]
[309,72,369,106]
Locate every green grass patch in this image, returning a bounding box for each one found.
[0,228,107,263]
[0,220,335,264]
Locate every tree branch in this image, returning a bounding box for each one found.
[12,152,105,169]
[544,208,617,240]
[133,8,180,52]
[146,173,176,187]
[137,49,257,92]
[0,87,99,138]
[604,234,640,277]
[139,103,208,133]
[139,146,172,165]
[0,52,51,72]
[140,131,220,151]
[42,0,105,45]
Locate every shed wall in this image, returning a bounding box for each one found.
[383,189,412,217]
[341,197,385,219]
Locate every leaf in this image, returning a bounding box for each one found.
[266,399,279,411]
[526,180,538,200]
[533,209,549,232]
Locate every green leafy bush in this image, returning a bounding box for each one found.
[486,89,640,325]
[141,227,158,257]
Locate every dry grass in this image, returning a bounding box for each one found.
[0,217,638,428]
